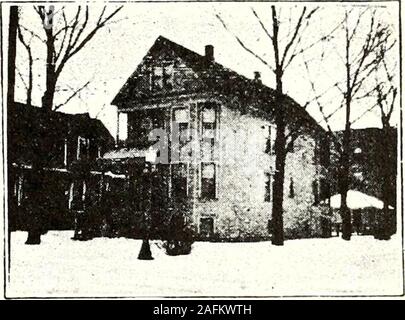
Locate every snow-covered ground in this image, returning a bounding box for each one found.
[6,231,404,297]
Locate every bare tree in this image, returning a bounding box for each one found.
[34,5,123,111]
[303,9,395,240]
[351,42,399,240]
[217,5,338,245]
[337,10,393,240]
[21,5,122,245]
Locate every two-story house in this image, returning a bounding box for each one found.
[108,36,330,240]
[7,102,115,231]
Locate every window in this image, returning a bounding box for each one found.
[201,104,217,161]
[202,107,216,123]
[353,147,363,162]
[77,136,90,160]
[200,217,214,238]
[69,180,86,211]
[265,125,276,155]
[201,138,215,161]
[153,66,164,90]
[319,178,330,200]
[264,172,272,202]
[201,163,216,199]
[172,108,191,161]
[289,177,295,198]
[128,110,165,147]
[151,64,173,91]
[354,171,363,180]
[171,163,188,200]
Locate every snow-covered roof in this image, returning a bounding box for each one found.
[329,190,394,210]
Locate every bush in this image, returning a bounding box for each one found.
[163,215,196,256]
[163,240,193,256]
[285,206,324,239]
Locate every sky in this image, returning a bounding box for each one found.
[8,1,400,139]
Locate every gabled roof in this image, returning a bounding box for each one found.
[8,102,114,143]
[113,36,324,134]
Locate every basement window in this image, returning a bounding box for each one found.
[200,217,214,238]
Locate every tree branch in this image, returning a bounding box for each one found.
[53,80,90,110]
[216,13,276,73]
[280,7,307,69]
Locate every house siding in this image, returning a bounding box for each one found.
[193,104,327,240]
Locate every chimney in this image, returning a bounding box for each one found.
[205,45,214,62]
[254,71,261,83]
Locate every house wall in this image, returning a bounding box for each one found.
[192,103,327,240]
[123,96,329,240]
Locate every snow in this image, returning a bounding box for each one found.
[6,231,404,298]
[329,190,394,210]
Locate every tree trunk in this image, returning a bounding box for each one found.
[339,150,351,240]
[340,102,352,240]
[7,6,18,106]
[42,8,56,111]
[271,66,286,246]
[272,125,286,245]
[341,17,352,241]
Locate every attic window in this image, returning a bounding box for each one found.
[151,64,173,91]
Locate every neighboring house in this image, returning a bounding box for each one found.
[7,102,115,231]
[109,36,330,240]
[330,127,397,234]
